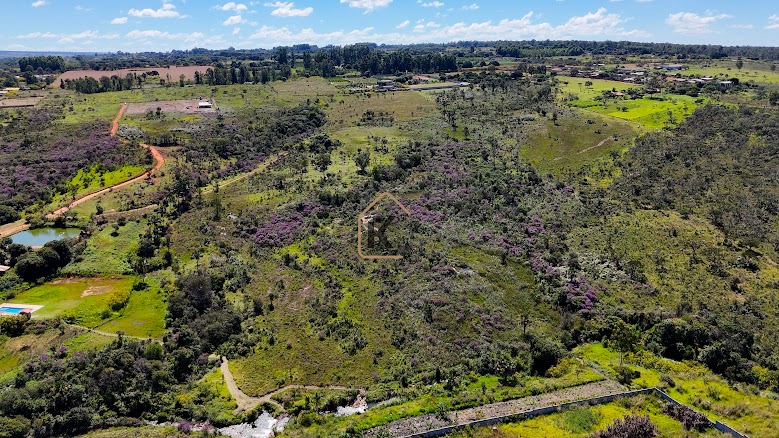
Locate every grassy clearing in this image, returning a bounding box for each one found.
[8,276,133,327]
[521,108,637,180]
[95,275,167,339]
[579,344,779,438]
[63,219,146,275]
[683,62,779,84]
[557,77,701,129]
[77,426,190,438]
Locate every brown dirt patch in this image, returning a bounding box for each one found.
[57,65,211,82]
[0,97,43,108]
[125,99,216,115]
[81,286,112,297]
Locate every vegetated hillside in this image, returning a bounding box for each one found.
[0,107,150,221]
[562,104,779,386]
[617,105,779,250]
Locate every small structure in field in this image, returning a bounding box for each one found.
[0,265,9,276]
[198,101,213,109]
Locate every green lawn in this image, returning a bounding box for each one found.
[95,275,167,339]
[8,276,133,327]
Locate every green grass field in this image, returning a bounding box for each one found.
[95,275,167,339]
[683,61,779,84]
[558,77,702,129]
[8,276,133,327]
[62,219,146,275]
[578,344,779,438]
[521,108,637,180]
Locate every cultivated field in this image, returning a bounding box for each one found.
[57,65,211,82]
[0,96,43,107]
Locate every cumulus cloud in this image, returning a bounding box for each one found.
[126,30,205,43]
[264,2,313,17]
[419,1,444,8]
[217,2,248,12]
[396,20,410,29]
[223,15,245,25]
[31,0,46,7]
[767,15,779,30]
[128,3,184,18]
[245,8,647,47]
[111,17,128,24]
[339,0,392,11]
[462,3,478,10]
[17,30,117,40]
[666,11,731,34]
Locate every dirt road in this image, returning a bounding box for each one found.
[1,104,165,238]
[47,104,164,218]
[219,357,361,413]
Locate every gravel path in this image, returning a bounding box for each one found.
[364,380,626,437]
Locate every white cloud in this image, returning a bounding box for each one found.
[462,3,478,10]
[339,0,392,11]
[730,24,754,29]
[217,2,248,12]
[223,15,245,25]
[233,27,242,35]
[767,15,779,30]
[666,12,731,34]
[58,38,75,44]
[396,20,410,29]
[126,30,205,44]
[16,30,117,40]
[31,0,46,7]
[245,8,647,47]
[264,2,313,17]
[111,17,128,24]
[128,3,183,18]
[419,1,444,8]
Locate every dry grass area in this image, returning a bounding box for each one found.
[57,65,211,82]
[125,99,216,115]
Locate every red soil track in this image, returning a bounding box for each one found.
[47,104,164,218]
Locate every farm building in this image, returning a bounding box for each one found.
[198,101,213,109]
[0,265,9,276]
[662,64,684,71]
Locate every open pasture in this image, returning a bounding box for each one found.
[125,99,216,115]
[6,276,133,327]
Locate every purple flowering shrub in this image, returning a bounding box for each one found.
[0,110,150,212]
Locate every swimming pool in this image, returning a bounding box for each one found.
[0,306,25,314]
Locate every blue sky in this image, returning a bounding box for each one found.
[2,1,778,52]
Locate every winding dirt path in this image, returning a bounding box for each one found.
[553,137,612,161]
[0,104,164,238]
[47,104,164,218]
[219,357,360,413]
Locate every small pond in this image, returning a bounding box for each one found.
[10,228,81,247]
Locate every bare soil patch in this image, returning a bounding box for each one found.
[57,65,211,82]
[125,99,216,115]
[0,97,43,108]
[80,286,112,297]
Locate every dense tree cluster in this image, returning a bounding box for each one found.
[18,56,66,73]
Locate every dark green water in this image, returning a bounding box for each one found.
[11,228,81,247]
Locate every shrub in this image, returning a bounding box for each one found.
[590,415,658,438]
[663,403,711,431]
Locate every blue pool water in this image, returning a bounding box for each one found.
[0,306,24,314]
